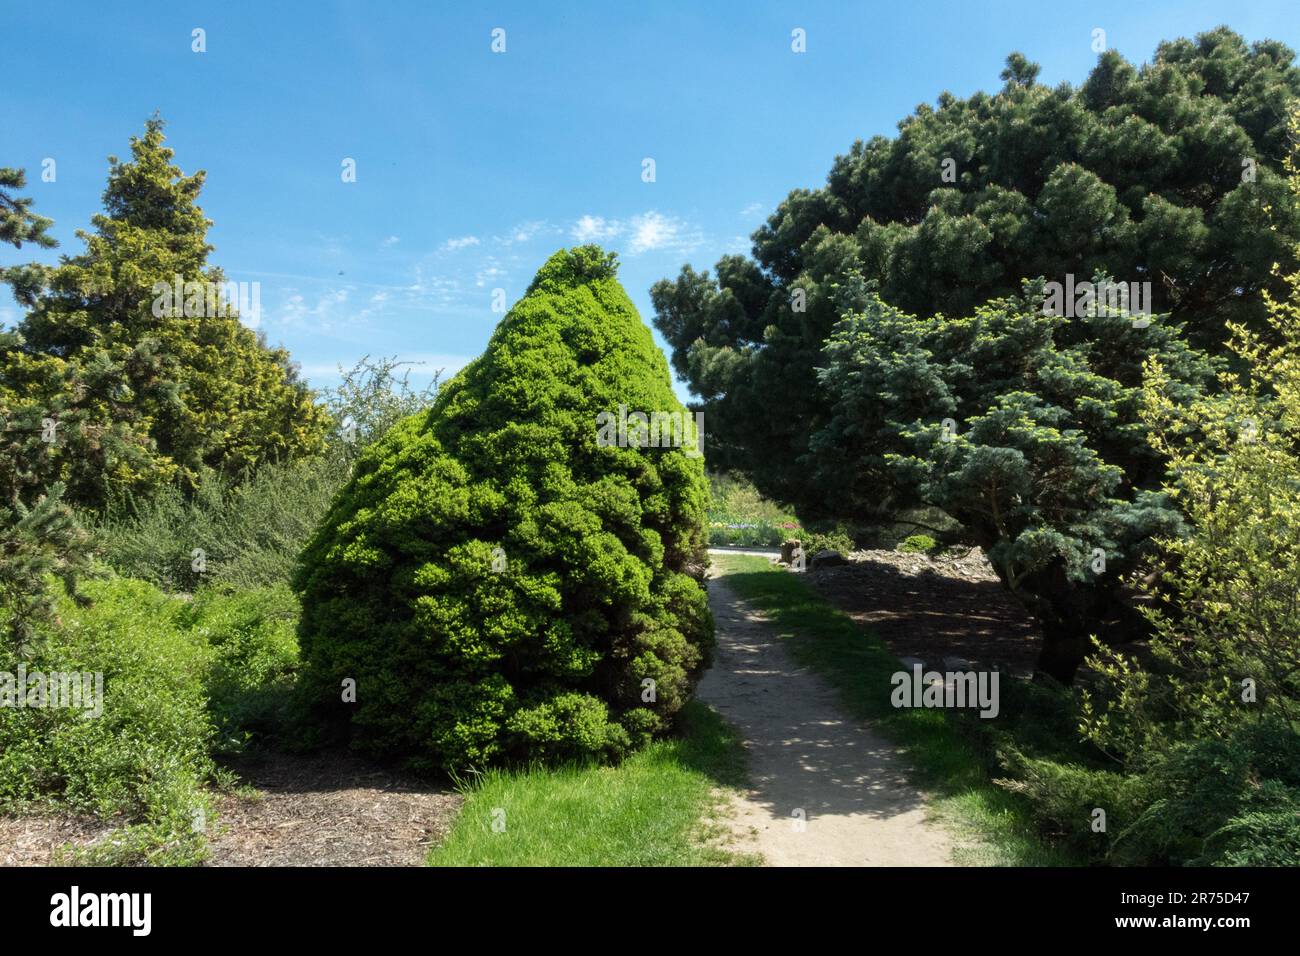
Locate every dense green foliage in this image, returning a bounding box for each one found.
[94,458,349,594]
[1,119,329,512]
[179,584,300,750]
[653,28,1297,681]
[295,247,713,771]
[96,356,441,593]
[1007,718,1300,865]
[1026,151,1300,865]
[813,282,1214,679]
[0,169,92,654]
[0,574,302,863]
[0,576,216,864]
[0,480,92,654]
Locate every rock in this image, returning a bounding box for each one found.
[780,538,803,564]
[810,549,848,570]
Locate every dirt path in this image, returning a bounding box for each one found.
[697,571,958,866]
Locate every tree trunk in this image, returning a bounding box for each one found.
[1034,621,1091,685]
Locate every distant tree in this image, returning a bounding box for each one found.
[1,118,329,510]
[812,280,1214,682]
[653,28,1300,515]
[0,167,55,250]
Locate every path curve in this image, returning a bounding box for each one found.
[696,572,957,866]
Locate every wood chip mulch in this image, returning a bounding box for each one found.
[205,750,462,867]
[805,548,1043,676]
[0,814,118,867]
[1,750,462,868]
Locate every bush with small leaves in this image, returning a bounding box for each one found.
[897,534,939,554]
[293,248,713,771]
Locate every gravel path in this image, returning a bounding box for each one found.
[696,572,957,866]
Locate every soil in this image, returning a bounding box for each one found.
[205,751,461,867]
[805,548,1043,676]
[0,751,461,867]
[0,814,116,866]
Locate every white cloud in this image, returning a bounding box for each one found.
[565,211,703,255]
[442,235,481,252]
[572,215,622,243]
[273,287,355,334]
[495,221,551,246]
[381,235,401,247]
[740,201,766,218]
[627,211,701,255]
[475,256,507,288]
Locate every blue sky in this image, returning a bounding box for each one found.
[4,0,1298,398]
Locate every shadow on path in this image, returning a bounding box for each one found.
[696,573,956,866]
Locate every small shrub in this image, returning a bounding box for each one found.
[799,527,855,555]
[1110,718,1300,866]
[0,576,214,862]
[1005,715,1300,866]
[180,583,300,749]
[897,533,939,554]
[1205,806,1300,866]
[997,753,1146,863]
[95,456,351,594]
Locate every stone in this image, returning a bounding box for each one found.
[810,549,848,570]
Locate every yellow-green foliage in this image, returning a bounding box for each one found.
[294,248,713,771]
[0,575,304,863]
[1085,107,1300,759]
[0,577,214,863]
[0,119,328,511]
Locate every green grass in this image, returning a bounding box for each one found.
[711,553,1080,866]
[428,702,759,866]
[707,471,802,547]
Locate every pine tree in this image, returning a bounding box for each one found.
[652,27,1300,682]
[0,167,55,250]
[0,169,92,654]
[1,118,329,510]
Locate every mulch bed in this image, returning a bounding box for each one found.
[0,750,462,868]
[0,814,117,867]
[804,548,1043,676]
[205,750,462,867]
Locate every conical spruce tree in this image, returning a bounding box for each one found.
[1,118,328,509]
[293,247,713,770]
